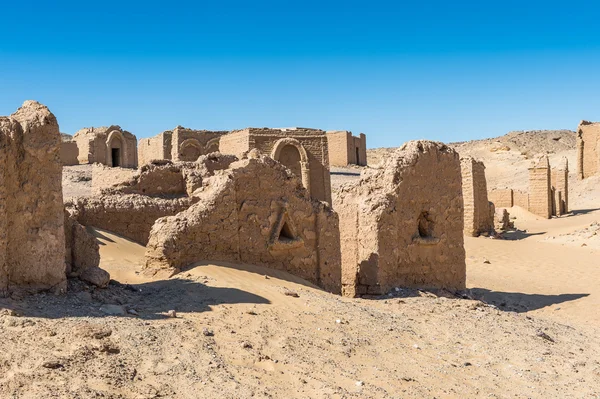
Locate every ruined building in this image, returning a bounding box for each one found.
[488,155,568,219]
[576,120,600,179]
[551,158,569,216]
[68,153,341,294]
[144,155,342,293]
[73,125,138,168]
[138,126,227,165]
[326,130,367,167]
[528,155,552,219]
[460,157,494,236]
[335,141,466,297]
[219,128,332,204]
[60,133,79,166]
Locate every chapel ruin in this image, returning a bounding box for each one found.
[73,125,138,168]
[138,126,227,165]
[326,130,367,167]
[219,127,332,204]
[488,156,568,218]
[460,157,494,237]
[335,141,466,297]
[576,120,600,180]
[60,133,79,166]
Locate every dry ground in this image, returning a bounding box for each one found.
[3,135,600,398]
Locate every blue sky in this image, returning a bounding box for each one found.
[1,1,599,148]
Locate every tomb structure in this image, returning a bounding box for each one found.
[326,130,367,166]
[576,120,600,179]
[73,125,138,168]
[219,127,332,204]
[334,141,466,297]
[143,155,342,294]
[460,157,493,236]
[138,126,227,165]
[528,155,552,219]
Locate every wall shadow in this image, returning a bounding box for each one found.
[501,229,546,240]
[468,288,589,313]
[0,278,270,320]
[570,208,600,216]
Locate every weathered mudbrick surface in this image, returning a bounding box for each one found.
[551,157,569,215]
[326,130,367,166]
[219,127,332,204]
[138,126,227,165]
[576,120,600,179]
[335,141,466,297]
[461,157,493,236]
[73,125,138,168]
[144,156,342,294]
[528,155,552,219]
[488,189,514,208]
[0,101,67,293]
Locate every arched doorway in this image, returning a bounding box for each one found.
[179,139,202,161]
[271,138,311,193]
[106,130,127,167]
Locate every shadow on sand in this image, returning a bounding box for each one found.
[0,277,270,320]
[501,229,546,240]
[570,208,600,216]
[468,288,589,313]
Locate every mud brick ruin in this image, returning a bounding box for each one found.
[144,155,342,293]
[326,130,367,166]
[576,120,600,180]
[488,156,568,219]
[335,141,466,297]
[219,127,332,204]
[73,126,138,168]
[138,126,227,165]
[60,134,79,165]
[0,101,106,294]
[460,157,494,236]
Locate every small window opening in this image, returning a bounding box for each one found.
[278,221,295,242]
[418,211,434,238]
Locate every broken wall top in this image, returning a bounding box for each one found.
[73,125,137,140]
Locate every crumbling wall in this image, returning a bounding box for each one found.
[461,157,493,236]
[488,189,513,208]
[326,131,368,167]
[513,190,530,210]
[335,140,465,297]
[170,127,226,162]
[576,121,600,179]
[219,128,332,204]
[551,157,569,215]
[528,155,552,219]
[67,195,196,245]
[91,164,138,196]
[61,141,79,166]
[73,126,138,168]
[144,156,342,294]
[0,101,67,293]
[138,131,171,166]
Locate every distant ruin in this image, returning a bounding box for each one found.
[460,157,494,236]
[73,125,138,168]
[219,128,332,204]
[60,133,79,166]
[488,156,568,218]
[335,141,466,297]
[576,120,600,179]
[144,155,342,294]
[138,126,227,165]
[326,131,367,166]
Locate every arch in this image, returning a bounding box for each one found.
[206,137,220,154]
[271,138,311,193]
[106,130,128,167]
[178,138,203,161]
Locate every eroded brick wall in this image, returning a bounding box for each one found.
[461,158,493,236]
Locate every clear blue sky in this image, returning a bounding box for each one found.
[1,1,599,148]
